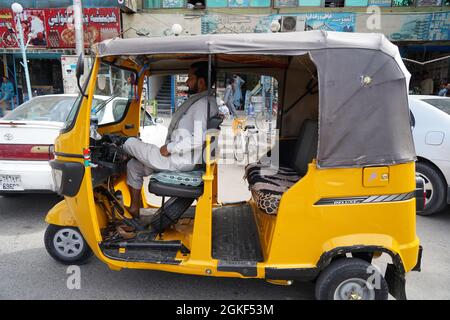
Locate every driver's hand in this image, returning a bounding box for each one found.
[160,145,171,157]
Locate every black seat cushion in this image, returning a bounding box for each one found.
[149,178,204,198]
[290,120,318,175]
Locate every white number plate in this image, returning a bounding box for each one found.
[0,175,24,191]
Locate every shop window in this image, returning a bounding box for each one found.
[187,0,205,8]
[163,0,185,8]
[392,0,414,6]
[144,0,162,8]
[0,0,122,8]
[249,0,271,5]
[416,0,442,5]
[324,0,345,6]
[207,0,228,6]
[230,0,248,6]
[274,0,297,6]
[299,0,322,5]
[345,0,369,5]
[0,0,33,8]
[207,0,270,6]
[368,0,392,6]
[34,0,72,8]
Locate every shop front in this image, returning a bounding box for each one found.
[0,6,122,105]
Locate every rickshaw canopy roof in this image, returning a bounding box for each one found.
[95,31,415,168]
[97,30,401,61]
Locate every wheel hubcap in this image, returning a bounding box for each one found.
[417,172,434,206]
[53,228,84,258]
[334,278,376,300]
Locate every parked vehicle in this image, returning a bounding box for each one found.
[44,31,422,300]
[409,95,450,215]
[0,94,166,195]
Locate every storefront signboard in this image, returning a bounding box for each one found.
[18,9,47,47]
[46,7,121,48]
[0,9,17,48]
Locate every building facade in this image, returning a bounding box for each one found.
[122,0,449,95]
[0,0,133,104]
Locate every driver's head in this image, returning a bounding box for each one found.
[186,61,216,95]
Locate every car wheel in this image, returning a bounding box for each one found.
[315,258,388,300]
[44,225,92,265]
[416,162,447,216]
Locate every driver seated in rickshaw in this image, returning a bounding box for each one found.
[122,61,218,219]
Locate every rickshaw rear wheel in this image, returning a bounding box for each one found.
[44,225,93,265]
[315,258,388,300]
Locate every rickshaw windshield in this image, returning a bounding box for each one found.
[62,62,135,131]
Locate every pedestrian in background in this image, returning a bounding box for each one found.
[420,71,433,95]
[438,81,448,97]
[224,78,237,118]
[232,74,245,110]
[0,76,14,117]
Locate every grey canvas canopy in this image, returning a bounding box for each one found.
[95,30,415,168]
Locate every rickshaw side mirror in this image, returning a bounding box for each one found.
[76,53,88,98]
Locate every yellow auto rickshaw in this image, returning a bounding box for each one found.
[44,31,423,300]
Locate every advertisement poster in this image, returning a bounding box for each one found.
[389,11,449,41]
[61,55,79,94]
[301,13,355,32]
[18,9,47,47]
[46,7,120,48]
[0,9,17,48]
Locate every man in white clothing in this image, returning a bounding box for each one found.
[122,61,218,218]
[420,71,434,95]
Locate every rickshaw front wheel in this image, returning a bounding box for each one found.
[44,225,93,265]
[315,258,388,300]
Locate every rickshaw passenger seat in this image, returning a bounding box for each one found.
[245,119,318,215]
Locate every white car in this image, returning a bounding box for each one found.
[409,95,450,215]
[0,94,167,195]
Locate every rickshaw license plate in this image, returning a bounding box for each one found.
[0,175,24,191]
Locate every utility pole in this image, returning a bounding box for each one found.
[73,0,84,56]
[11,2,32,101]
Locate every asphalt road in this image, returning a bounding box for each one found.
[0,164,449,300]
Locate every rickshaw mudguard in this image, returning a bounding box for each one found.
[45,199,78,227]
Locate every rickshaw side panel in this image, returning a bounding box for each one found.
[263,161,419,273]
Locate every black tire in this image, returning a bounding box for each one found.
[315,258,389,300]
[416,162,447,216]
[44,225,92,265]
[0,192,23,197]
[150,197,195,233]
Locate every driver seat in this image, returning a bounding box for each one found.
[147,115,223,233]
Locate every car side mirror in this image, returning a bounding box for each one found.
[76,53,88,98]
[155,117,164,124]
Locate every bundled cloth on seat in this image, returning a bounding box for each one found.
[245,119,318,215]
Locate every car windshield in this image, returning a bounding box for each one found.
[2,96,77,122]
[422,98,450,115]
